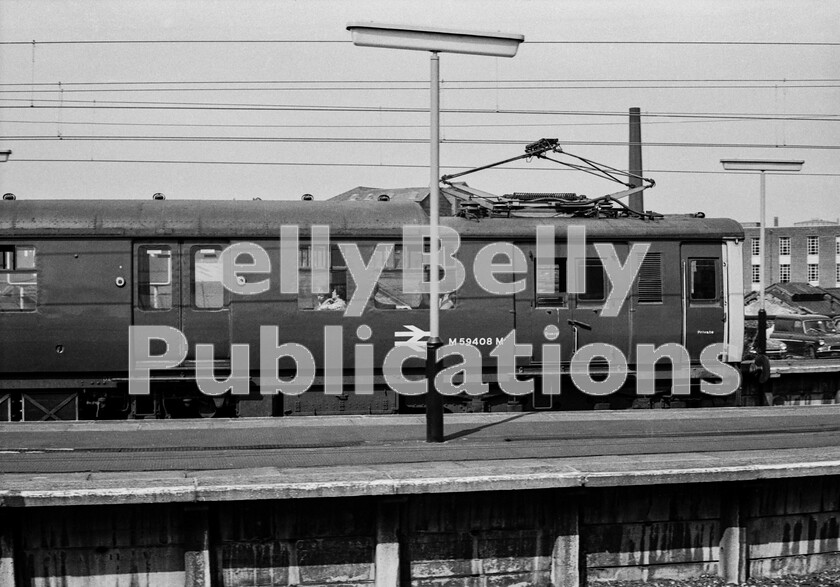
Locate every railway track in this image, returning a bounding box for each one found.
[1,406,839,474]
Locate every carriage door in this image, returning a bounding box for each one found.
[133,243,230,362]
[514,242,575,407]
[180,244,230,362]
[134,243,181,339]
[681,244,725,359]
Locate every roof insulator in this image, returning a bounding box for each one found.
[301,194,314,201]
[378,194,390,202]
[2,193,15,201]
[152,193,165,200]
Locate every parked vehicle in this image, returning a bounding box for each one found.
[744,331,787,360]
[770,314,840,359]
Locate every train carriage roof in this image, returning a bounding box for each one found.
[443,215,744,240]
[0,199,428,238]
[0,199,743,240]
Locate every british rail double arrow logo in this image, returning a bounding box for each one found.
[395,325,430,352]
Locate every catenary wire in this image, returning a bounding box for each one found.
[8,159,838,177]
[0,118,754,129]
[3,83,839,92]
[1,39,839,46]
[2,99,839,121]
[4,135,839,150]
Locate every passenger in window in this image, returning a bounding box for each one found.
[439,291,456,310]
[317,288,347,311]
[418,291,457,310]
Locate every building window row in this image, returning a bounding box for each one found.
[807,235,819,255]
[779,264,790,283]
[778,236,791,255]
[752,235,826,257]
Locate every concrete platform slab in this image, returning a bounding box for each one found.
[2,406,840,506]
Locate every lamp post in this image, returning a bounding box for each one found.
[348,23,523,442]
[720,159,804,357]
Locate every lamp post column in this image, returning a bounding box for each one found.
[346,24,523,442]
[757,170,767,355]
[426,51,444,443]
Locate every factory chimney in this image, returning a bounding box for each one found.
[629,107,644,213]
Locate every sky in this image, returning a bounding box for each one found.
[0,0,838,225]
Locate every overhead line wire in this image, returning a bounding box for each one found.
[2,78,838,86]
[2,99,838,121]
[0,118,751,129]
[6,135,839,150]
[3,83,839,92]
[2,39,839,46]
[9,158,839,177]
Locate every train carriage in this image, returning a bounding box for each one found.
[0,197,744,420]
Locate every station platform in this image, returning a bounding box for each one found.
[768,357,840,375]
[2,405,840,507]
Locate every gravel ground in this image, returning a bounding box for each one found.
[593,570,840,587]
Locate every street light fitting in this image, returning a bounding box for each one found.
[720,157,804,364]
[346,23,524,57]
[347,22,523,443]
[0,150,11,163]
[720,159,804,172]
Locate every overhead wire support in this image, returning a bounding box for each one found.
[442,138,659,220]
[441,137,654,192]
[440,138,563,183]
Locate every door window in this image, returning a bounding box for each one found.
[193,247,226,309]
[535,258,567,307]
[578,258,607,302]
[689,259,718,302]
[0,245,37,311]
[138,246,173,310]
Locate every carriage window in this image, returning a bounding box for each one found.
[298,244,348,311]
[578,258,606,302]
[193,248,225,309]
[138,246,172,310]
[0,245,37,311]
[374,245,425,310]
[689,259,718,302]
[535,258,567,307]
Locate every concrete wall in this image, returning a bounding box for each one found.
[748,477,840,576]
[583,484,721,582]
[5,477,840,586]
[16,504,185,586]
